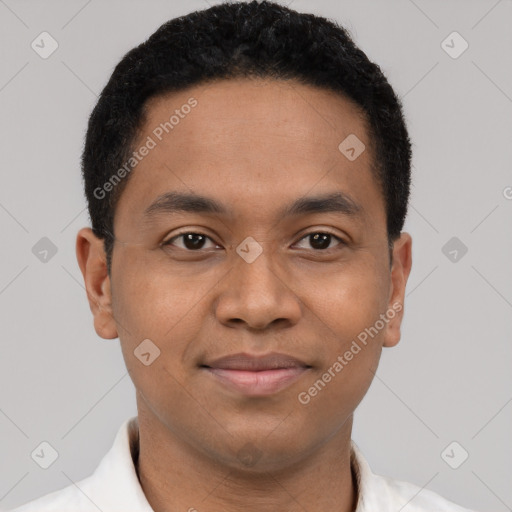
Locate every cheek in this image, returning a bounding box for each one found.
[298,254,390,341]
[110,249,210,378]
[296,345,379,441]
[112,247,205,330]
[110,251,228,447]
[294,256,389,412]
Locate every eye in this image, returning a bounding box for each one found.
[162,232,219,251]
[162,230,346,253]
[294,231,345,251]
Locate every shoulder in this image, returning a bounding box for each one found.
[8,416,148,512]
[351,442,478,512]
[7,475,98,512]
[372,473,477,512]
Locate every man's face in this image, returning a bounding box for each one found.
[78,78,411,470]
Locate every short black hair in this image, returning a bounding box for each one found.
[81,0,412,274]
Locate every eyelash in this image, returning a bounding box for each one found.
[162,230,346,252]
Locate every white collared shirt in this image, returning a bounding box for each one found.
[9,416,477,512]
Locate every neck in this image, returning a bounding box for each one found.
[134,401,358,512]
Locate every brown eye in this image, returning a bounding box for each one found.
[294,232,344,251]
[163,232,218,251]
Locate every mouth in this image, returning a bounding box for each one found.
[200,352,312,396]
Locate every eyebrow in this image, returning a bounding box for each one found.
[143,191,362,220]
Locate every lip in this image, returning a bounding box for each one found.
[201,352,311,396]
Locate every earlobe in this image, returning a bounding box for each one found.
[383,232,412,348]
[76,227,118,340]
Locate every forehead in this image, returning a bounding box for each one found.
[143,77,370,157]
[116,78,382,228]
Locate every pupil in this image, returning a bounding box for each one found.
[184,233,205,250]
[310,233,330,250]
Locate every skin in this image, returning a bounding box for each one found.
[76,77,412,512]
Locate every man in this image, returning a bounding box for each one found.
[10,1,477,511]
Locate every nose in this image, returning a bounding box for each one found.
[214,244,302,331]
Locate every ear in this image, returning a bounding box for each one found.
[76,227,118,340]
[383,232,412,348]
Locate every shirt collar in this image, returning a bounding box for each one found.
[83,416,153,511]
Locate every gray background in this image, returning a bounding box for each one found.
[1,0,511,510]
